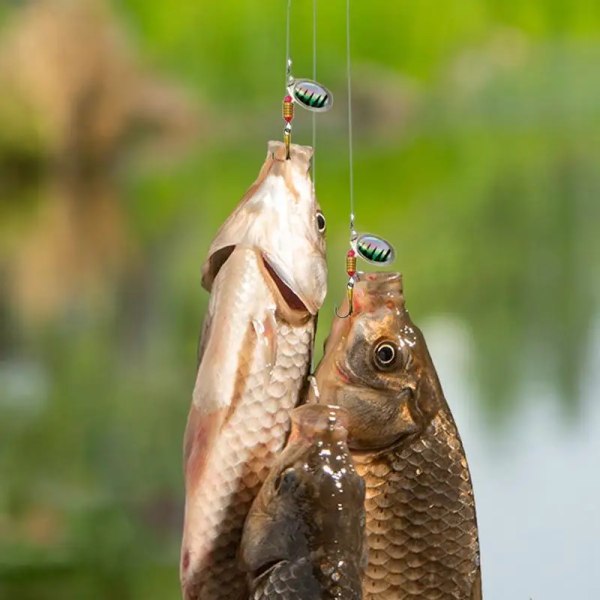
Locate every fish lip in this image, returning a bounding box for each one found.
[335,361,353,384]
[261,254,312,314]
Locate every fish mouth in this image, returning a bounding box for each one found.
[262,255,309,313]
[335,361,352,385]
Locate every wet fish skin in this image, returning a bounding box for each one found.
[313,272,481,600]
[241,404,367,600]
[181,142,327,600]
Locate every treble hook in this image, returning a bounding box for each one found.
[335,277,355,319]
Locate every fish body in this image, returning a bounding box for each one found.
[181,142,327,600]
[313,272,481,600]
[241,404,367,600]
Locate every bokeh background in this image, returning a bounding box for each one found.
[1,0,599,598]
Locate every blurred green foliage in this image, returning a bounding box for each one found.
[1,0,599,598]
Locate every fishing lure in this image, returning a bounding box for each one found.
[282,60,333,157]
[289,78,333,112]
[355,233,395,264]
[336,231,395,318]
[336,0,395,319]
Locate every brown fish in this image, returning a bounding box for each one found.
[181,141,328,599]
[240,404,367,600]
[312,272,481,599]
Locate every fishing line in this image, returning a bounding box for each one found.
[335,0,396,318]
[346,0,355,235]
[281,0,332,159]
[312,0,318,179]
[285,0,292,89]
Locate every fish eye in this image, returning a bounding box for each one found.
[373,341,398,370]
[275,468,297,493]
[316,211,326,233]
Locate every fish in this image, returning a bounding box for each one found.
[180,141,328,600]
[240,403,367,600]
[312,272,482,600]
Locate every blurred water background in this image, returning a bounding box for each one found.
[0,1,598,598]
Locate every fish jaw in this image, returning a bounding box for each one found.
[201,141,327,316]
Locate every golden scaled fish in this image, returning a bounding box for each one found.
[240,404,367,600]
[181,142,327,600]
[312,272,482,600]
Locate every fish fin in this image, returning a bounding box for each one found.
[470,567,483,600]
[193,248,265,413]
[252,310,278,369]
[194,319,257,423]
[298,317,317,406]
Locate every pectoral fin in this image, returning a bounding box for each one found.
[252,310,278,369]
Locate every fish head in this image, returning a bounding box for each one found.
[240,404,366,575]
[313,272,443,450]
[201,141,327,317]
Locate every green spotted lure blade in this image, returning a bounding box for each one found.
[354,234,395,265]
[289,78,333,112]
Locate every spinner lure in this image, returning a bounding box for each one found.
[337,230,396,318]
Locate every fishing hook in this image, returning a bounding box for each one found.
[335,277,355,319]
[335,249,357,319]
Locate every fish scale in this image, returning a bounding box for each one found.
[183,316,313,600]
[356,405,480,599]
[250,558,364,600]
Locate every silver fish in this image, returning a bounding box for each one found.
[180,141,327,600]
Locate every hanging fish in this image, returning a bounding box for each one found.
[288,78,333,112]
[180,141,328,600]
[311,272,482,600]
[241,404,367,600]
